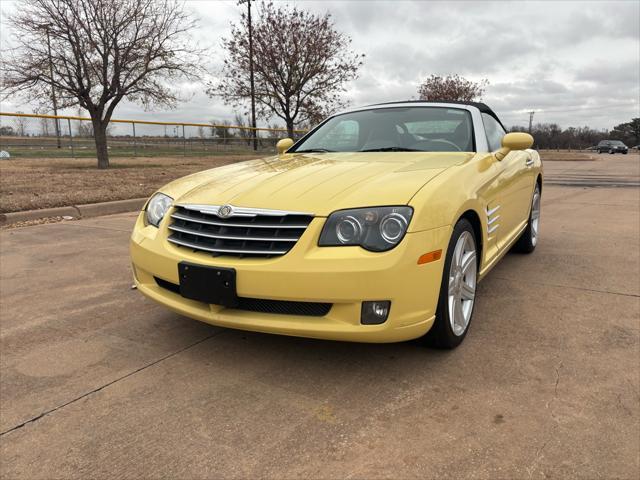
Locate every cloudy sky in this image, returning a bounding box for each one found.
[1,0,639,131]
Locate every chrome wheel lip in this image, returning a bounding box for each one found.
[447,231,477,337]
[531,186,541,246]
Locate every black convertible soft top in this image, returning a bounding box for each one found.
[368,100,507,131]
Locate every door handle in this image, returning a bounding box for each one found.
[525,158,534,167]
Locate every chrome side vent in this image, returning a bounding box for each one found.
[486,205,500,236]
[167,204,314,258]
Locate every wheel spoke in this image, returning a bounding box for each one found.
[532,195,540,219]
[453,237,464,268]
[454,299,465,330]
[461,282,475,300]
[531,189,541,243]
[460,251,476,276]
[448,295,456,326]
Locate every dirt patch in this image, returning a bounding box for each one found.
[0,155,261,213]
[538,150,596,161]
[0,216,76,230]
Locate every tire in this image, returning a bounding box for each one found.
[598,149,603,154]
[513,183,541,253]
[421,219,478,349]
[609,149,615,154]
[623,151,628,155]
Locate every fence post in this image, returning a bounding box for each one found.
[67,118,75,159]
[182,124,186,156]
[132,122,137,157]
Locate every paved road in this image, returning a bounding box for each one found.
[543,151,640,187]
[1,158,639,479]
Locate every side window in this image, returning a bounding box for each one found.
[482,113,506,151]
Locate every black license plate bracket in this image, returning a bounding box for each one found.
[178,262,238,307]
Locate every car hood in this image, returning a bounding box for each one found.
[165,152,473,216]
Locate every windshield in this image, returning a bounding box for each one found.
[611,141,626,146]
[290,107,475,153]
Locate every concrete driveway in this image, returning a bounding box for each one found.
[1,155,639,479]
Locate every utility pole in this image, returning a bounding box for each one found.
[239,0,258,150]
[528,111,535,134]
[44,25,61,149]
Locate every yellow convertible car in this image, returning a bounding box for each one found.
[130,101,542,348]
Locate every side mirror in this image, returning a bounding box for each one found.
[276,138,294,155]
[495,132,534,160]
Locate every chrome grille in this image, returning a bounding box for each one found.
[168,204,314,258]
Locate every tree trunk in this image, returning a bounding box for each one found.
[91,117,110,169]
[286,118,295,139]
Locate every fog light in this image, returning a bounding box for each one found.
[361,301,391,325]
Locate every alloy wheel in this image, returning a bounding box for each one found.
[531,186,541,246]
[447,231,477,336]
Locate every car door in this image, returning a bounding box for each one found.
[482,113,531,250]
[475,155,503,270]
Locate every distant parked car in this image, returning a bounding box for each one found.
[597,140,628,154]
[632,145,639,150]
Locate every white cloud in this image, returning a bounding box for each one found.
[1,0,638,130]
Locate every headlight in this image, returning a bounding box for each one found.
[145,193,173,227]
[318,206,413,251]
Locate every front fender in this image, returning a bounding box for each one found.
[408,153,495,233]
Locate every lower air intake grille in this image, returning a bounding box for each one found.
[154,277,332,317]
[235,298,332,317]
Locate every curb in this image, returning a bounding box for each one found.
[0,197,147,226]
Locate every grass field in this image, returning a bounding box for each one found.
[0,150,603,213]
[0,155,261,213]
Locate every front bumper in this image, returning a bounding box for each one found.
[130,211,450,343]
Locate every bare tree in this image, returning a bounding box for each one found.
[211,1,363,138]
[265,123,284,139]
[0,126,16,136]
[211,120,234,145]
[15,112,28,137]
[39,117,51,137]
[610,118,640,146]
[2,0,204,168]
[76,119,113,138]
[418,74,489,102]
[508,122,613,150]
[77,121,93,138]
[234,112,253,146]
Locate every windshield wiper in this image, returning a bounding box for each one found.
[294,148,336,153]
[360,147,422,152]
